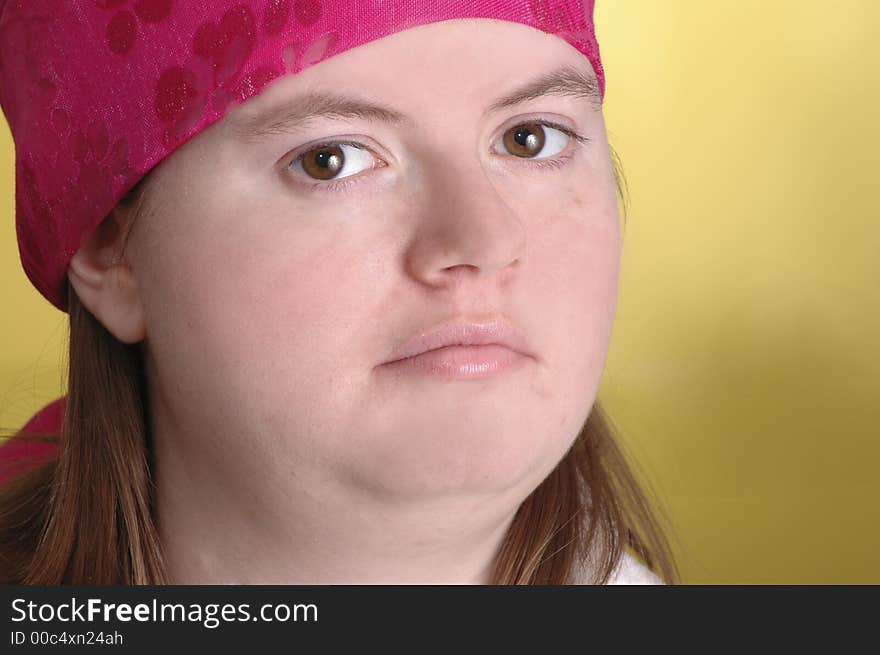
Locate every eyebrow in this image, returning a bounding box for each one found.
[230,64,601,143]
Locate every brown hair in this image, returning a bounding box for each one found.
[0,148,679,584]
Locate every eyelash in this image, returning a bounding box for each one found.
[284,120,591,195]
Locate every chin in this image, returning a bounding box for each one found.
[342,412,578,502]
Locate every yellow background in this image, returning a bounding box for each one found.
[1,1,878,583]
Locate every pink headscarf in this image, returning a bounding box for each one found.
[0,0,604,312]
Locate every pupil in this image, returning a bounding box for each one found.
[514,127,539,151]
[316,150,333,168]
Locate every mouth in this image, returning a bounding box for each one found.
[379,316,535,379]
[380,343,530,379]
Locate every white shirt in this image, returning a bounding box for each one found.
[571,550,664,585]
[607,551,664,585]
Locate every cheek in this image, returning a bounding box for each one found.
[137,195,382,414]
[138,219,392,481]
[189,228,376,366]
[528,180,621,406]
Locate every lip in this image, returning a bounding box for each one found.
[381,344,530,378]
[379,316,535,378]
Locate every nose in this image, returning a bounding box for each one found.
[404,155,527,289]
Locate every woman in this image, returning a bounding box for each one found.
[0,0,677,584]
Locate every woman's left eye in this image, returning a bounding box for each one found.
[493,121,590,170]
[283,120,589,194]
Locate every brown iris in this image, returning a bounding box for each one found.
[301,145,346,181]
[502,123,547,158]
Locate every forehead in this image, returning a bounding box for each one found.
[223,18,600,137]
[227,64,601,144]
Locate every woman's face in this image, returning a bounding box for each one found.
[127,18,621,502]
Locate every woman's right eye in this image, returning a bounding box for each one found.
[286,141,385,186]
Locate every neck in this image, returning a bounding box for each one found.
[152,426,522,585]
